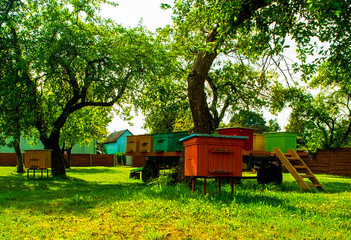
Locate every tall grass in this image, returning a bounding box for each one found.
[0,166,350,239]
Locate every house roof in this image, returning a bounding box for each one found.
[104,129,132,144]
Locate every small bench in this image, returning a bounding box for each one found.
[129,167,143,179]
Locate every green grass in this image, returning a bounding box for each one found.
[0,166,350,239]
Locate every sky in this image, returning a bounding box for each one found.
[100,0,173,134]
[100,0,174,31]
[101,0,291,135]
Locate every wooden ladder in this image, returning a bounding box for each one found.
[273,147,324,191]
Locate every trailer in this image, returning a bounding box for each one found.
[242,150,282,184]
[126,132,325,192]
[126,134,283,184]
[125,151,182,182]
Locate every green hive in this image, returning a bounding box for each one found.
[172,131,188,151]
[264,132,297,153]
[153,133,174,152]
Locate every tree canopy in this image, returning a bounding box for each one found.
[165,0,351,135]
[2,0,351,178]
[285,60,351,151]
[0,0,170,176]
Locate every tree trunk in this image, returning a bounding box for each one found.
[66,146,72,169]
[42,130,66,177]
[186,2,269,134]
[14,141,24,173]
[174,151,192,185]
[187,50,218,134]
[51,144,66,177]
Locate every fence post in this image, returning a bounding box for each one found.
[328,150,331,175]
[90,154,93,166]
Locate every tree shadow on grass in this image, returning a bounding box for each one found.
[1,168,350,218]
[66,167,120,175]
[139,178,351,220]
[0,174,146,215]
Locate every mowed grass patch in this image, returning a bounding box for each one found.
[0,166,350,239]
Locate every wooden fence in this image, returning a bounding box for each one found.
[301,148,351,177]
[70,154,116,167]
[0,153,116,167]
[0,153,18,166]
[1,149,351,177]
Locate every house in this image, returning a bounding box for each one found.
[103,129,133,154]
[0,138,45,153]
[70,140,97,154]
[0,137,97,154]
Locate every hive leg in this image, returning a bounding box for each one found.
[192,177,196,193]
[231,178,235,194]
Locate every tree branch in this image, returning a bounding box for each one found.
[0,0,17,28]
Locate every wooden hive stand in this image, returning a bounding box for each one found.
[25,150,51,179]
[274,147,325,191]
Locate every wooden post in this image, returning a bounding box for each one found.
[89,154,93,166]
[328,150,331,175]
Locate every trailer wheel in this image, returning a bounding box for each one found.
[142,162,158,183]
[257,164,282,185]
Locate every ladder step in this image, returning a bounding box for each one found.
[294,165,308,169]
[286,157,302,161]
[308,184,322,188]
[300,175,314,178]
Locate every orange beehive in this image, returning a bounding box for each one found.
[182,134,247,177]
[139,135,154,153]
[24,150,52,169]
[126,136,140,153]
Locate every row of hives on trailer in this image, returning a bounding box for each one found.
[125,128,297,163]
[125,128,298,183]
[126,129,297,154]
[126,129,327,193]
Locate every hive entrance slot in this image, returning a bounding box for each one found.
[211,149,232,153]
[209,169,231,174]
[29,158,40,168]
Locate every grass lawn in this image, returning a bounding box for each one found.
[0,166,350,240]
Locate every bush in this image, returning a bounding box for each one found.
[116,153,126,165]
